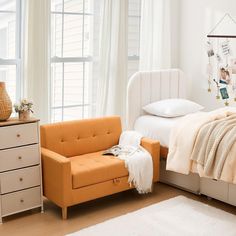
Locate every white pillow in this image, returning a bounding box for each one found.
[142,98,204,118]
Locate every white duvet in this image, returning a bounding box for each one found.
[134,115,183,147]
[167,107,236,184]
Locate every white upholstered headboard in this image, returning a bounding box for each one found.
[126,69,186,129]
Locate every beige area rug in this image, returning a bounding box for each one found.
[67,196,236,236]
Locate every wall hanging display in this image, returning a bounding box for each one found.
[206,13,236,106]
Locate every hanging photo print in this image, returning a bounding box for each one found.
[219,67,231,85]
[206,41,214,57]
[221,40,231,56]
[220,87,229,100]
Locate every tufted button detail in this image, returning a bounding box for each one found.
[93,134,96,137]
[107,131,110,134]
[61,139,64,142]
[77,136,80,140]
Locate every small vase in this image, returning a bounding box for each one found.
[0,82,12,121]
[19,110,30,121]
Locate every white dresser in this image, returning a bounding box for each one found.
[0,118,43,223]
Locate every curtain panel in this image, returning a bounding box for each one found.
[23,0,50,124]
[139,0,171,70]
[96,0,128,121]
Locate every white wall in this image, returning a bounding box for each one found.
[179,0,236,110]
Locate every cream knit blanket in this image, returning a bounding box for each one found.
[167,107,236,183]
[191,114,236,179]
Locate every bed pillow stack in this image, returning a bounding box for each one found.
[142,98,204,118]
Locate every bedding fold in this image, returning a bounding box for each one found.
[167,107,236,183]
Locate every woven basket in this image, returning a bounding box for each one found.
[0,82,12,121]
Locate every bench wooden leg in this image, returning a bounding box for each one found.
[62,207,67,220]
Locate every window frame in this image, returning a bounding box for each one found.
[0,0,23,101]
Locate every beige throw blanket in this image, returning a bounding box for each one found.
[167,107,236,183]
[191,114,236,179]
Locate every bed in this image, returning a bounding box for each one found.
[127,69,236,206]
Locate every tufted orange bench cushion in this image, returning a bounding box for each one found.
[70,151,128,189]
[40,116,121,157]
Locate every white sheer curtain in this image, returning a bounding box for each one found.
[23,0,50,124]
[139,0,171,70]
[96,0,128,120]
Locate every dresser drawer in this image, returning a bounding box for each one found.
[0,166,41,194]
[0,123,38,150]
[0,144,40,172]
[1,187,41,217]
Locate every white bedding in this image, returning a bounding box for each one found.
[133,115,184,147]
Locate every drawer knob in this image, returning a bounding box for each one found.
[18,156,22,160]
[19,177,23,182]
[17,134,21,138]
[20,199,24,203]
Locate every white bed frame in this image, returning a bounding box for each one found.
[127,69,236,206]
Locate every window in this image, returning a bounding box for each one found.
[51,0,141,122]
[51,0,96,122]
[0,0,22,103]
[128,0,141,78]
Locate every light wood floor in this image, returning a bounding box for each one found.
[1,183,236,236]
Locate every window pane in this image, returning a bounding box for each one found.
[63,106,83,120]
[51,13,63,57]
[64,62,83,106]
[51,108,63,122]
[0,64,16,102]
[83,105,92,118]
[51,0,92,14]
[83,15,92,57]
[51,63,63,107]
[63,14,83,57]
[128,0,140,16]
[128,16,140,57]
[63,0,92,14]
[0,0,21,106]
[64,0,83,13]
[84,62,90,104]
[51,0,63,12]
[0,13,16,59]
[127,0,141,79]
[0,0,16,11]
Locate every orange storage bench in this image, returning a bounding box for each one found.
[40,116,160,219]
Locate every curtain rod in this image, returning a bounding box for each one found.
[207,35,236,38]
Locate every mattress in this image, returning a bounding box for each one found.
[134,115,184,148]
